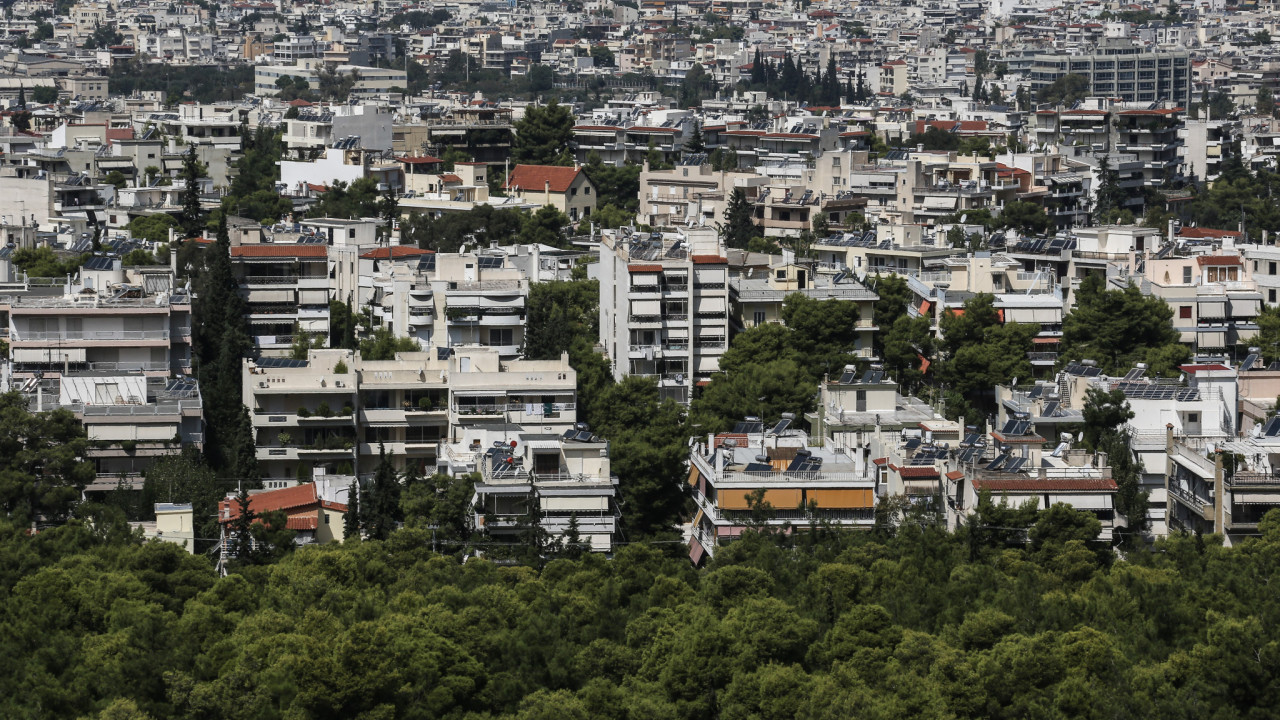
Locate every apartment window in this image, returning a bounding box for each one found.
[1187,413,1199,424]
[1270,261,1276,275]
[855,390,867,412]
[488,328,513,346]
[1271,289,1277,304]
[584,186,590,194]
[1180,305,1192,319]
[753,311,766,326]
[776,270,786,280]
[1183,266,1193,284]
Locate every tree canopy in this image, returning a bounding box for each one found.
[1061,275,1186,376]
[4,498,1280,719]
[513,100,575,166]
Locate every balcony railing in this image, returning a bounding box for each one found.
[1027,352,1059,363]
[13,330,170,341]
[243,275,299,285]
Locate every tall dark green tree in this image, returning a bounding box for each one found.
[512,100,575,166]
[1061,274,1185,376]
[359,446,403,540]
[684,121,705,155]
[0,391,95,525]
[179,146,205,239]
[719,187,756,249]
[193,213,251,472]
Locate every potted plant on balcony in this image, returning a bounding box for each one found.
[317,402,332,418]
[278,432,293,446]
[418,396,436,412]
[297,407,311,418]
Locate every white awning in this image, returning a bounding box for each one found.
[631,299,660,315]
[922,196,957,210]
[541,496,610,511]
[1047,494,1113,509]
[631,273,659,286]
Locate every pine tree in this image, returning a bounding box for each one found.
[180,146,205,239]
[343,480,361,541]
[363,446,403,540]
[718,187,756,250]
[17,84,25,108]
[750,48,764,86]
[229,488,256,560]
[684,121,705,155]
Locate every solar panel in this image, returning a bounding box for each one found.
[986,454,1009,471]
[1013,421,1031,436]
[1028,386,1044,398]
[957,447,977,463]
[1243,354,1260,371]
[561,429,577,441]
[768,418,791,435]
[1041,401,1060,417]
[904,437,921,450]
[257,357,309,368]
[1001,419,1018,435]
[477,256,503,268]
[743,462,773,472]
[1122,368,1147,381]
[733,421,764,434]
[1264,417,1280,437]
[1005,457,1028,474]
[910,455,934,465]
[961,433,979,447]
[838,371,856,384]
[574,431,594,442]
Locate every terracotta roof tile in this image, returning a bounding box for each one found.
[231,245,328,258]
[504,164,584,193]
[973,477,1118,492]
[360,246,435,259]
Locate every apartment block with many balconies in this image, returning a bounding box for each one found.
[245,347,576,484]
[598,227,730,405]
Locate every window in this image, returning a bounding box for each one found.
[1187,413,1199,424]
[776,270,786,280]
[753,311,766,326]
[348,229,356,239]
[1270,261,1276,275]
[584,186,591,194]
[1272,289,1277,304]
[1180,305,1192,319]
[855,390,867,412]
[488,328,513,346]
[1183,266,1193,284]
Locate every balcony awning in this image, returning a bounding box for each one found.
[473,483,531,494]
[922,196,958,210]
[806,488,874,509]
[717,487,802,510]
[1047,174,1083,185]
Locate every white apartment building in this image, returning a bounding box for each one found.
[688,423,877,563]
[244,347,576,483]
[444,428,620,552]
[598,227,731,404]
[3,259,193,377]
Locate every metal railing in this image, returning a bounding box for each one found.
[13,330,170,341]
[1027,352,1059,362]
[3,295,176,308]
[242,275,299,285]
[1169,484,1211,511]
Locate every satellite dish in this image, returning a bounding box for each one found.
[1011,377,1018,387]
[1077,431,1085,442]
[960,213,968,224]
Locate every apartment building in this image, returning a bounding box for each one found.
[18,372,203,491]
[1143,248,1262,356]
[3,259,193,377]
[1029,41,1191,106]
[244,347,576,483]
[448,428,620,552]
[730,261,879,359]
[688,422,877,563]
[231,241,332,356]
[598,228,731,404]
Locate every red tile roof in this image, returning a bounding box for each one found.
[400,155,442,164]
[360,246,435,259]
[1195,255,1242,266]
[106,128,134,142]
[230,245,328,258]
[217,483,348,523]
[504,164,585,193]
[946,470,965,481]
[899,466,940,478]
[629,264,663,272]
[288,99,313,107]
[692,255,727,264]
[286,516,319,530]
[1179,363,1231,372]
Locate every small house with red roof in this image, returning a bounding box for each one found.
[502,164,597,222]
[218,483,349,547]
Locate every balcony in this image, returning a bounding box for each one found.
[242,275,298,285]
[1027,351,1058,365]
[12,330,170,342]
[453,403,508,417]
[1169,485,1213,521]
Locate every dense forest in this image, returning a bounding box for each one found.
[3,505,1279,719]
